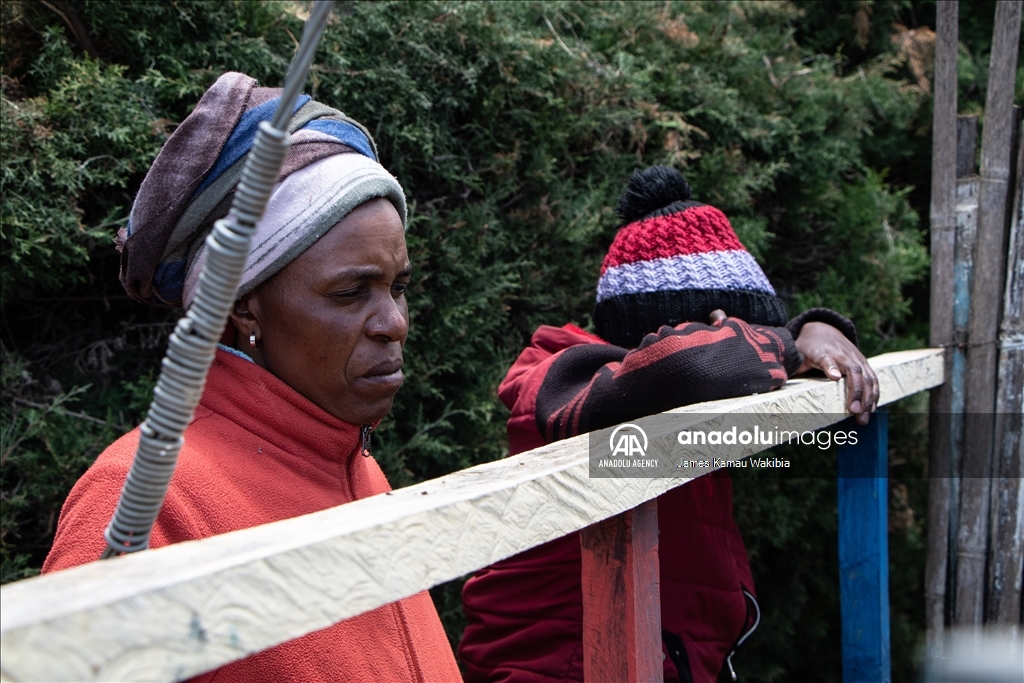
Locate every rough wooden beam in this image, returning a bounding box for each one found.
[0,350,943,683]
[925,1,959,654]
[930,0,959,353]
[956,114,977,178]
[956,0,1022,626]
[987,116,1024,626]
[581,500,662,683]
[945,124,981,623]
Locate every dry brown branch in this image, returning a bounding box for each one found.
[38,0,99,59]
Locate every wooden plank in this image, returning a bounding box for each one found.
[581,500,662,683]
[0,349,943,683]
[987,116,1024,625]
[929,0,959,352]
[838,411,891,683]
[955,0,1023,626]
[947,168,980,617]
[933,118,979,630]
[956,115,977,178]
[925,1,959,654]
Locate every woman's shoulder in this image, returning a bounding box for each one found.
[93,427,143,471]
[41,428,143,573]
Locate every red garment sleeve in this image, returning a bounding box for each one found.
[535,318,799,441]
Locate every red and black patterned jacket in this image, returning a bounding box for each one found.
[460,311,855,683]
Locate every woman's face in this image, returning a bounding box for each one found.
[234,198,410,426]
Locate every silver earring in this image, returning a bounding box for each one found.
[249,334,257,348]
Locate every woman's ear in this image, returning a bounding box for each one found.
[228,293,261,353]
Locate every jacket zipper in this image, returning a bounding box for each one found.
[360,425,372,457]
[724,589,761,681]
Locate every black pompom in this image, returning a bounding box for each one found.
[615,166,693,222]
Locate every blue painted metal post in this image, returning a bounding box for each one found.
[838,411,891,683]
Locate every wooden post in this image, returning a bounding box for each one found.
[955,0,1023,627]
[947,115,980,621]
[925,0,959,654]
[956,115,977,179]
[987,115,1024,627]
[581,499,663,683]
[838,411,891,683]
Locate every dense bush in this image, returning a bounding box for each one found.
[0,1,1006,679]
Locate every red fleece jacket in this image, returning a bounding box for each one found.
[44,349,461,683]
[460,320,795,683]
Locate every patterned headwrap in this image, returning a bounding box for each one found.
[116,72,406,308]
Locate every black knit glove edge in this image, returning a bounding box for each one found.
[786,308,859,347]
[774,326,803,377]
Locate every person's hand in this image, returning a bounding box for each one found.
[793,322,878,425]
[708,311,876,424]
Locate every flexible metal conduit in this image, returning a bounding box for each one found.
[101,1,335,559]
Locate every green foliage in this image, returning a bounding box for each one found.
[732,444,843,680]
[1,46,156,304]
[296,0,934,487]
[791,170,928,354]
[0,0,300,306]
[0,0,994,678]
[0,343,155,583]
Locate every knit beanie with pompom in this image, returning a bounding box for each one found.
[594,166,789,348]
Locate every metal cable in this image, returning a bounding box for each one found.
[101,1,335,559]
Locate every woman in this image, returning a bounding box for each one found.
[43,72,461,682]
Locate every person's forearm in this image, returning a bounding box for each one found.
[536,319,794,440]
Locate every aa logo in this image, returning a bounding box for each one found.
[609,423,648,457]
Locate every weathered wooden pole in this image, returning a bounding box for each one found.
[954,0,1023,627]
[925,0,959,651]
[956,117,977,179]
[581,500,663,682]
[987,114,1024,628]
[947,115,980,620]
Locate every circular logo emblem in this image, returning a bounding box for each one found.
[608,423,648,457]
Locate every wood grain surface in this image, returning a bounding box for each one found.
[956,0,1022,626]
[924,2,959,652]
[581,500,662,683]
[987,116,1024,626]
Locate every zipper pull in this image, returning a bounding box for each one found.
[360,425,372,457]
